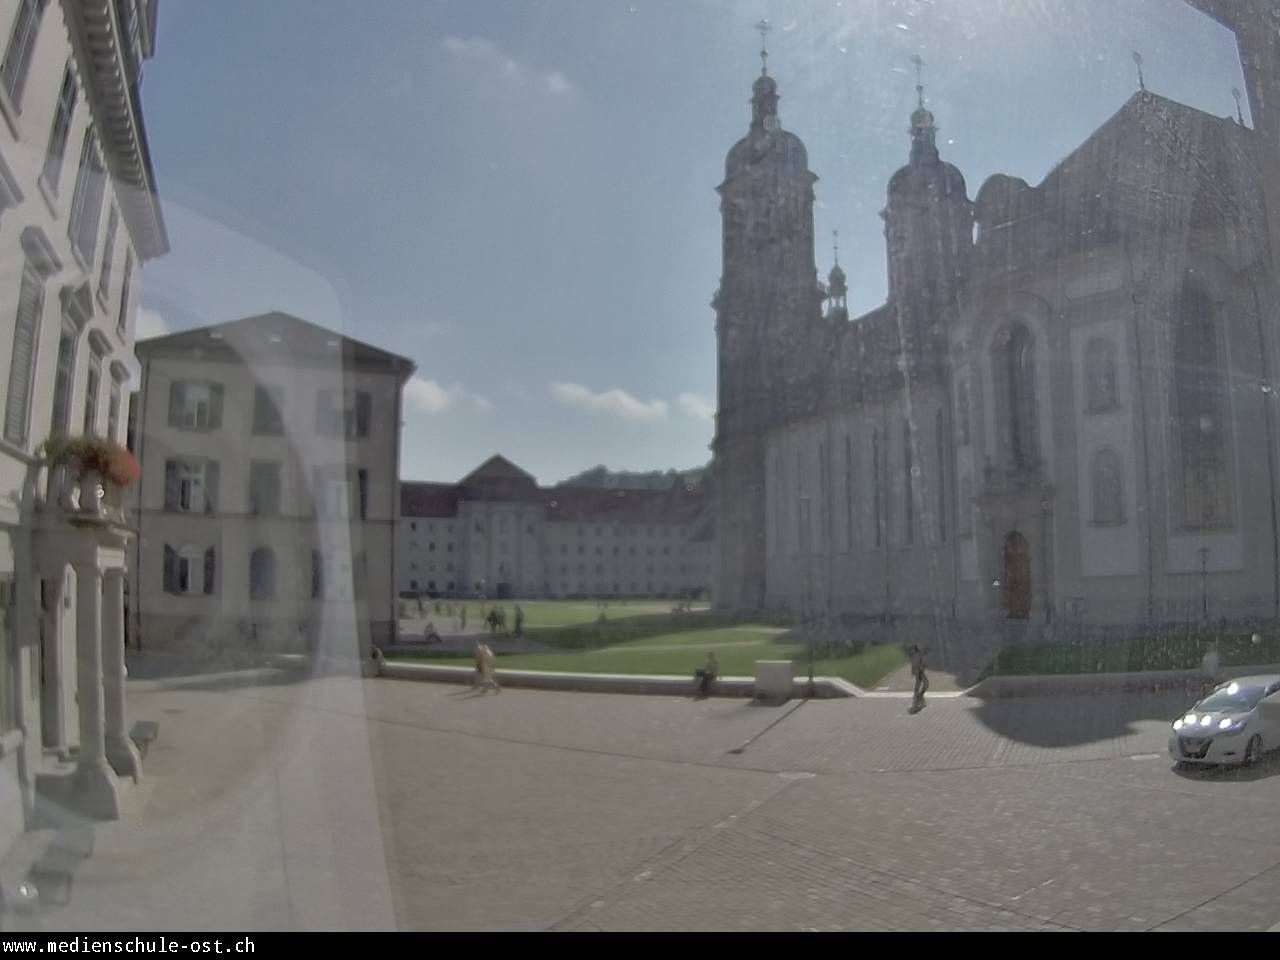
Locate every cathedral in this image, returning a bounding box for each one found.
[712,36,1280,664]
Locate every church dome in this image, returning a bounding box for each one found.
[725,127,810,180]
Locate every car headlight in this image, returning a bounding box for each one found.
[1173,719,1184,731]
[1218,718,1248,735]
[1200,715,1214,727]
[1184,714,1197,726]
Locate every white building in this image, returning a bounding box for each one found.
[0,0,168,849]
[131,312,414,665]
[398,456,713,600]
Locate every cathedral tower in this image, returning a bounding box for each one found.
[713,24,820,610]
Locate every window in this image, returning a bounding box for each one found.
[410,522,416,531]
[249,460,282,516]
[993,323,1038,472]
[107,378,122,441]
[98,206,118,302]
[311,550,324,599]
[83,351,101,436]
[117,248,133,335]
[316,388,372,438]
[1,0,46,109]
[1085,337,1119,413]
[1173,281,1233,529]
[872,430,882,549]
[252,386,284,435]
[818,441,829,551]
[316,470,353,519]
[68,130,106,266]
[935,409,946,542]
[164,545,215,596]
[4,260,44,446]
[1091,449,1125,525]
[168,381,223,431]
[165,459,218,514]
[844,436,854,551]
[50,320,76,435]
[902,420,914,545]
[249,547,277,601]
[428,542,436,552]
[41,63,76,193]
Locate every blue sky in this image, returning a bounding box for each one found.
[136,0,1245,484]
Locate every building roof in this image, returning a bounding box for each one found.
[543,486,706,525]
[136,311,417,377]
[400,456,710,525]
[400,482,460,518]
[460,455,537,486]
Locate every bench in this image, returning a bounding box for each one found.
[129,720,159,759]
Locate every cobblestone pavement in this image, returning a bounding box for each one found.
[19,670,1280,931]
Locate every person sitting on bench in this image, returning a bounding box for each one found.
[693,652,719,700]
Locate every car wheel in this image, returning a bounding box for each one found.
[1245,734,1264,766]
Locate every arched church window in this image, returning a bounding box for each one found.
[902,420,914,545]
[871,430,882,549]
[957,379,971,446]
[1172,281,1234,529]
[1090,449,1125,525]
[935,409,946,542]
[1085,337,1119,413]
[992,323,1038,473]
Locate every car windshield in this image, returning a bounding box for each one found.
[1197,684,1269,714]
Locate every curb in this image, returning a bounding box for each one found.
[377,660,861,699]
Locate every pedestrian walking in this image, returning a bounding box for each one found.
[909,644,929,711]
[473,640,500,693]
[514,604,524,637]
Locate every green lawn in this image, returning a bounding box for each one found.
[394,624,906,689]
[399,598,702,628]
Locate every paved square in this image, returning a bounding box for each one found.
[11,668,1280,931]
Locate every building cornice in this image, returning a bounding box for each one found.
[60,0,168,260]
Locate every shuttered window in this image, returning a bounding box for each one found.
[68,130,106,266]
[4,261,45,445]
[0,0,46,109]
[41,64,76,192]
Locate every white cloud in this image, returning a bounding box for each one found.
[134,306,170,340]
[677,393,715,421]
[545,71,573,96]
[405,376,453,414]
[550,381,668,422]
[405,376,492,416]
[441,35,575,97]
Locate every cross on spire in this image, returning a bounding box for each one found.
[832,230,840,267]
[756,19,772,76]
[1132,51,1145,92]
[911,54,925,108]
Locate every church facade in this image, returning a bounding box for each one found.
[713,46,1280,662]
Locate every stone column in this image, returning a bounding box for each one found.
[41,573,67,752]
[103,569,140,782]
[72,564,120,820]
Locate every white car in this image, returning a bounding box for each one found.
[1168,675,1280,768]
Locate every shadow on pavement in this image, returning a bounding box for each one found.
[970,688,1195,747]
